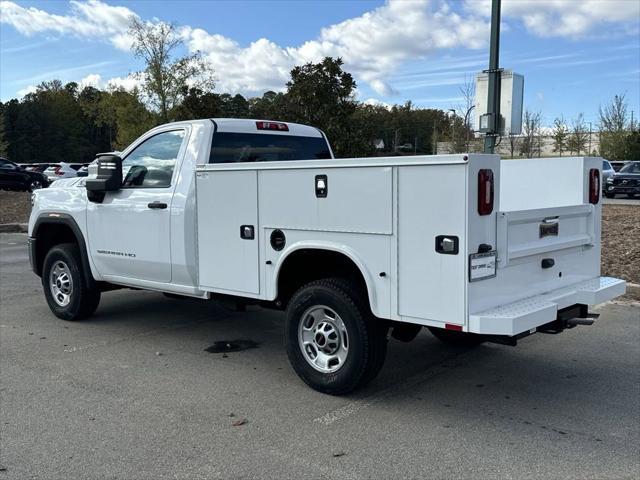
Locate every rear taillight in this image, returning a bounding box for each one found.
[54,166,63,176]
[589,168,600,204]
[256,121,289,131]
[478,169,494,215]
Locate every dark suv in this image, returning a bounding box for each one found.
[605,161,640,198]
[0,158,49,191]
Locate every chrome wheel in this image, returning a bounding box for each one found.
[298,305,349,373]
[49,261,73,307]
[29,180,43,191]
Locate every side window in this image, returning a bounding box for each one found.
[0,159,13,170]
[122,130,185,188]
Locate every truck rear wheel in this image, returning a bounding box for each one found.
[427,327,484,347]
[285,278,387,395]
[42,243,101,321]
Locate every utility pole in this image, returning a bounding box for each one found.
[588,122,592,155]
[484,0,502,154]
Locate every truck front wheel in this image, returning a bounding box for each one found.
[285,278,387,395]
[42,243,101,321]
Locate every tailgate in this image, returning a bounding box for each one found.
[468,203,601,316]
[496,204,595,266]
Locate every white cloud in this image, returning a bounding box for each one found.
[78,73,103,90]
[182,0,490,96]
[77,72,141,92]
[0,0,136,50]
[465,0,640,38]
[2,0,638,100]
[363,98,394,109]
[16,85,36,97]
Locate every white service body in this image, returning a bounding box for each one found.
[29,119,625,338]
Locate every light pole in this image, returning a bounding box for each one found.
[464,105,476,151]
[484,0,501,154]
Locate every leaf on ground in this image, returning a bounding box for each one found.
[231,419,247,427]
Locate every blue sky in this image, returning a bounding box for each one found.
[1,0,639,127]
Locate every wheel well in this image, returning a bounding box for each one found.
[33,223,79,276]
[276,249,370,308]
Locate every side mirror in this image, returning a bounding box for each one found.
[86,154,123,202]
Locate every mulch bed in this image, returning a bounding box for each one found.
[1,190,638,285]
[0,191,31,224]
[601,205,640,285]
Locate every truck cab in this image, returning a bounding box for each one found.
[28,118,626,395]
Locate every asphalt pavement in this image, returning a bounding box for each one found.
[1,233,639,479]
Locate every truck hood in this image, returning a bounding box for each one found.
[48,177,86,188]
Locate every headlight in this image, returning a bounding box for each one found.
[31,193,36,207]
[606,177,614,184]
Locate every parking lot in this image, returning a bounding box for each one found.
[1,232,639,479]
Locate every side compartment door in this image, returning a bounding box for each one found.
[196,170,260,295]
[86,129,188,283]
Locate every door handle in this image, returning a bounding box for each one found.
[147,202,167,209]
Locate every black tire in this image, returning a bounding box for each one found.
[28,179,44,192]
[42,243,100,321]
[285,278,388,395]
[427,326,484,347]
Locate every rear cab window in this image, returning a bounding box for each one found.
[209,132,332,163]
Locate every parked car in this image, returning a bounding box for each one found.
[44,162,78,182]
[604,161,640,198]
[0,157,49,191]
[601,160,615,190]
[610,161,628,172]
[75,164,91,177]
[22,163,51,173]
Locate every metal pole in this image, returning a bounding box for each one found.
[484,0,501,154]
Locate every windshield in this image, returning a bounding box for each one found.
[210,132,331,163]
[619,162,640,174]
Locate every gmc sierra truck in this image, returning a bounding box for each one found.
[28,118,626,395]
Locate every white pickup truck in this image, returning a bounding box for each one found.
[28,118,626,394]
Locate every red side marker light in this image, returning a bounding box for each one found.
[589,168,600,204]
[445,323,463,331]
[478,169,494,215]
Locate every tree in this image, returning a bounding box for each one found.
[129,19,215,122]
[519,110,542,158]
[599,93,631,160]
[457,76,476,151]
[284,57,357,156]
[551,117,568,156]
[106,88,157,149]
[567,113,588,155]
[507,133,519,158]
[0,109,9,157]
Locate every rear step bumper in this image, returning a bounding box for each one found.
[468,277,626,336]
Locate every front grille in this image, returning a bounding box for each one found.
[613,178,638,186]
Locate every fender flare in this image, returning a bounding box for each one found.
[272,241,379,315]
[32,213,96,290]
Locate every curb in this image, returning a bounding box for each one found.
[0,223,28,233]
[627,283,640,296]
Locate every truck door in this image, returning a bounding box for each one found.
[86,128,188,283]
